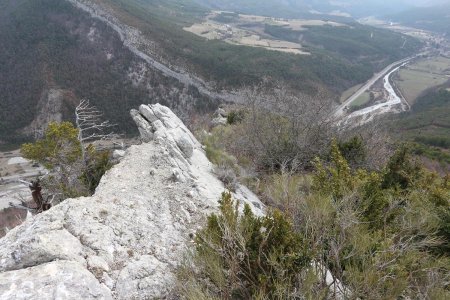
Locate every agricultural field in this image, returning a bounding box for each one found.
[389,88,450,170]
[184,21,308,54]
[234,13,346,31]
[184,11,348,55]
[394,56,450,104]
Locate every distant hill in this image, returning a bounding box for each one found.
[387,4,450,35]
[102,0,422,90]
[193,0,418,18]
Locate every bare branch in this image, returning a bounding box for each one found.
[75,99,117,160]
[18,179,32,186]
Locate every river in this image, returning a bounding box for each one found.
[338,61,409,126]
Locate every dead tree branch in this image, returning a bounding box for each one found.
[75,99,117,160]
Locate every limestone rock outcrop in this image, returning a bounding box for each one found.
[0,104,264,299]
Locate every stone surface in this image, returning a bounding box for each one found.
[112,150,126,160]
[6,157,30,165]
[0,104,264,299]
[0,261,112,300]
[215,107,227,118]
[211,116,228,127]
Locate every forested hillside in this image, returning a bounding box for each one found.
[264,22,419,67]
[0,0,215,144]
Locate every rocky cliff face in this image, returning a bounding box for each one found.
[0,104,264,299]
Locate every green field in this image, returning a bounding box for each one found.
[340,83,363,103]
[350,92,371,107]
[394,56,450,104]
[411,56,450,74]
[390,89,450,166]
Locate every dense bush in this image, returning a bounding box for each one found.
[290,143,448,298]
[412,143,450,164]
[183,141,449,299]
[178,192,311,299]
[21,122,81,169]
[81,145,113,194]
[226,110,246,125]
[337,136,367,168]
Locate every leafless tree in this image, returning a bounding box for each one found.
[75,99,116,161]
[240,83,335,170]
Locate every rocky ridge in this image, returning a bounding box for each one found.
[0,104,264,299]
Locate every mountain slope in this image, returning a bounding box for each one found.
[390,88,450,169]
[387,4,450,35]
[0,0,216,144]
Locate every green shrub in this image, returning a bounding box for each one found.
[304,143,450,298]
[178,192,311,299]
[21,122,112,198]
[226,110,245,125]
[338,136,366,167]
[21,122,82,169]
[381,145,421,190]
[81,145,113,194]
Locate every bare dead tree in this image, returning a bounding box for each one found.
[241,82,335,170]
[75,99,116,161]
